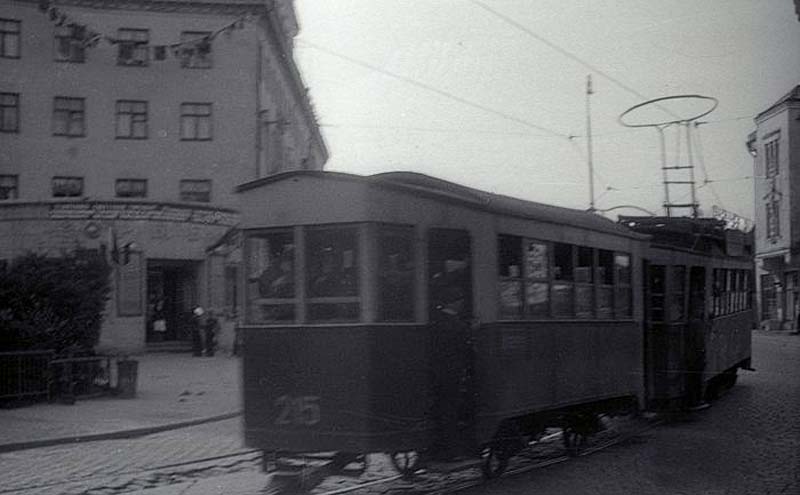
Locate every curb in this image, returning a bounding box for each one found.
[0,411,242,454]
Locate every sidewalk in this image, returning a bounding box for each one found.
[0,353,242,453]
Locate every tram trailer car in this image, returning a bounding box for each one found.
[237,171,752,477]
[622,216,753,411]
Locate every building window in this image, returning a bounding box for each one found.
[52,97,85,137]
[54,25,85,62]
[116,28,149,66]
[179,179,211,202]
[766,200,780,241]
[180,31,212,68]
[761,274,777,321]
[765,139,779,178]
[0,175,18,200]
[180,103,212,141]
[52,176,83,197]
[0,93,19,133]
[115,178,147,198]
[115,100,147,139]
[0,19,20,59]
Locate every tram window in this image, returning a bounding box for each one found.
[575,247,593,283]
[498,235,522,278]
[552,282,573,318]
[553,243,573,281]
[745,271,753,309]
[246,231,296,324]
[523,241,549,318]
[670,266,686,321]
[305,226,360,322]
[377,225,415,322]
[598,250,614,285]
[712,269,722,316]
[615,253,632,318]
[552,243,574,318]
[498,235,524,319]
[596,250,614,319]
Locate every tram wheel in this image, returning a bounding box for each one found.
[562,426,587,457]
[390,451,420,477]
[480,444,509,479]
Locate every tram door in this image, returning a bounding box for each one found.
[685,266,707,404]
[427,228,474,456]
[428,228,472,321]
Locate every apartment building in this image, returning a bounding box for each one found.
[749,85,799,330]
[0,0,327,352]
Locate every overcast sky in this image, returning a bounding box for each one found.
[293,0,800,221]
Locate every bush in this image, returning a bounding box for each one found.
[0,250,112,353]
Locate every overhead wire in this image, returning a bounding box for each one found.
[468,0,682,121]
[296,39,572,139]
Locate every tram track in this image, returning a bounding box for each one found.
[0,449,262,494]
[309,414,664,495]
[3,414,662,495]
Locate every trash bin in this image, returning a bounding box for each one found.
[117,359,138,399]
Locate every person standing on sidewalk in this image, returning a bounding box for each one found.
[192,307,207,357]
[204,310,219,357]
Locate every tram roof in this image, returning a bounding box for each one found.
[238,170,648,240]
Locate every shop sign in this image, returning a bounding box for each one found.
[49,203,238,226]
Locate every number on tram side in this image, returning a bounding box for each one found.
[274,395,321,426]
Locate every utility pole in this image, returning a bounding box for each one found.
[586,74,595,212]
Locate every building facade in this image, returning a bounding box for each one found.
[750,85,800,330]
[0,0,327,352]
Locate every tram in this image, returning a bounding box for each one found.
[238,170,753,478]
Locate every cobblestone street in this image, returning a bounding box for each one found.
[466,331,800,495]
[2,331,798,495]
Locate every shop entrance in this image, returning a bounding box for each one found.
[146,260,199,343]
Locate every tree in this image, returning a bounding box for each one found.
[0,250,112,353]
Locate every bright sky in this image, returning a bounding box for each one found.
[294,0,800,221]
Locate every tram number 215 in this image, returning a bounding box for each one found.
[274,395,321,426]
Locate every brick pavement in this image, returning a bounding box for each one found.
[461,330,800,495]
[0,353,241,450]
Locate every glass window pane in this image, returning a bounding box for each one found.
[575,284,593,318]
[525,241,548,280]
[552,282,573,318]
[117,115,131,137]
[554,243,573,281]
[525,281,549,318]
[576,246,593,283]
[248,232,295,299]
[597,286,613,319]
[598,249,614,285]
[499,280,522,319]
[615,253,631,285]
[378,226,415,321]
[197,118,211,139]
[498,234,521,277]
[306,227,359,298]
